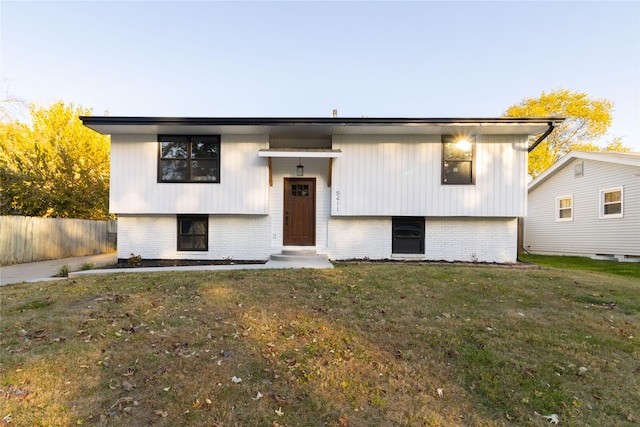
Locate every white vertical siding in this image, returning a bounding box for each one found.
[525,158,640,257]
[331,135,527,217]
[110,134,269,214]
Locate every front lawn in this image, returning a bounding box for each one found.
[1,262,638,426]
[520,254,640,279]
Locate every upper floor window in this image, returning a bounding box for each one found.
[600,187,623,219]
[556,195,573,221]
[442,135,475,185]
[159,135,220,183]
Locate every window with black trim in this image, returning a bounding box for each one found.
[442,135,475,185]
[159,135,220,183]
[392,217,425,254]
[177,215,208,251]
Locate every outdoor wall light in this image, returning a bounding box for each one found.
[296,158,304,176]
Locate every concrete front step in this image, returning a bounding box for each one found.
[270,253,329,262]
[270,248,328,262]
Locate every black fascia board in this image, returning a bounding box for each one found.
[79,116,565,127]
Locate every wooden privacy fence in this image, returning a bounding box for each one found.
[0,216,117,265]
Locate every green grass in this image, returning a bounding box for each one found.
[520,254,640,279]
[1,262,638,426]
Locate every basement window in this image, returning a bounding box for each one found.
[177,216,208,251]
[392,217,425,254]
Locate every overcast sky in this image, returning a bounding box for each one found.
[2,1,639,150]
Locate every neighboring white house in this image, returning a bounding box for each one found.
[81,116,562,264]
[525,151,640,261]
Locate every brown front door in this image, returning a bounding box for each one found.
[283,178,316,246]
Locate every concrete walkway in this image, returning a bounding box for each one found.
[1,253,118,286]
[1,253,334,286]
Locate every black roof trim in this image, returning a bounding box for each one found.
[79,116,565,127]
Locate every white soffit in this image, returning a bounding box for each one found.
[258,148,343,158]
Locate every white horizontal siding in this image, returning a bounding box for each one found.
[110,134,269,214]
[331,134,527,217]
[525,158,640,256]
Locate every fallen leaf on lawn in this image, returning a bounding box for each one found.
[273,394,290,405]
[542,414,559,424]
[231,376,242,383]
[122,367,136,376]
[163,386,171,392]
[252,391,263,400]
[339,415,349,426]
[205,398,212,405]
[155,410,168,418]
[275,407,284,416]
[437,388,444,398]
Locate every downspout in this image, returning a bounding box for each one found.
[528,121,555,152]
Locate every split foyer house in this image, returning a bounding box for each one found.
[525,150,640,261]
[80,116,563,264]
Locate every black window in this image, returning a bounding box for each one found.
[177,216,208,251]
[392,217,425,254]
[159,135,220,183]
[442,135,475,185]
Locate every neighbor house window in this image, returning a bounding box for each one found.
[392,217,425,254]
[442,135,475,185]
[177,216,208,251]
[600,187,623,219]
[159,135,220,183]
[556,195,573,221]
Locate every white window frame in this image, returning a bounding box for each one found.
[599,187,623,219]
[556,195,573,222]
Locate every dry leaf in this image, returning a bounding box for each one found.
[437,388,444,398]
[273,394,290,405]
[121,380,135,391]
[339,415,349,426]
[231,376,242,384]
[155,410,168,418]
[275,407,284,416]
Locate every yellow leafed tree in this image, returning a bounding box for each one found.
[0,101,110,219]
[504,89,630,178]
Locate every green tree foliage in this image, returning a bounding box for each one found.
[0,101,110,219]
[504,89,630,178]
